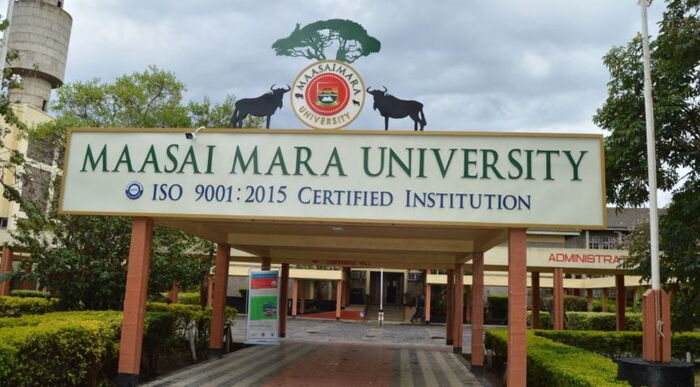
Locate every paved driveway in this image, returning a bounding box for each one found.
[144,342,482,386]
[231,316,475,352]
[145,318,487,386]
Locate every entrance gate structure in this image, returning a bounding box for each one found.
[58,128,606,387]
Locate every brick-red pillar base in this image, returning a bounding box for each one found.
[642,289,671,362]
[292,279,298,318]
[280,264,289,337]
[453,263,464,354]
[335,280,342,320]
[602,288,609,312]
[167,281,180,303]
[446,269,454,345]
[425,279,432,323]
[553,268,564,330]
[616,274,626,331]
[471,252,485,367]
[210,244,230,352]
[117,218,153,387]
[531,271,540,329]
[507,228,527,387]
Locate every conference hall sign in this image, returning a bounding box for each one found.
[59,129,606,229]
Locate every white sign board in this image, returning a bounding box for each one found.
[59,129,606,228]
[246,270,280,344]
[484,247,628,271]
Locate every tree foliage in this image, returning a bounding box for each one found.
[594,0,700,329]
[272,19,381,63]
[9,66,256,309]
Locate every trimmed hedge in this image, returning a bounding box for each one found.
[0,311,123,386]
[527,310,641,331]
[535,330,700,361]
[566,312,641,331]
[178,292,201,305]
[485,329,629,386]
[543,295,589,312]
[0,303,238,385]
[535,330,642,359]
[9,290,50,298]
[0,296,59,317]
[528,311,553,329]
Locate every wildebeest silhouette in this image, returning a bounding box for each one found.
[295,93,304,99]
[231,84,291,129]
[352,99,360,106]
[366,86,426,131]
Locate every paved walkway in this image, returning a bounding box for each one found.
[230,316,483,353]
[144,342,482,386]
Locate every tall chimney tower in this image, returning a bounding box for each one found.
[6,0,72,111]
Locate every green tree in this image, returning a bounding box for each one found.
[272,19,381,63]
[10,66,247,309]
[594,0,700,330]
[188,95,263,128]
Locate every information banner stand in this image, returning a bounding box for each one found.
[245,270,280,345]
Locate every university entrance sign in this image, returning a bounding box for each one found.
[59,129,606,229]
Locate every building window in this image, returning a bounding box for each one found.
[42,100,48,111]
[57,1,63,9]
[589,234,617,249]
[0,218,7,229]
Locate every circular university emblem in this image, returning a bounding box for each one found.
[291,60,365,130]
[125,181,144,200]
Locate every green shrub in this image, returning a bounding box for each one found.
[0,311,122,386]
[534,330,700,361]
[488,295,508,319]
[527,311,552,329]
[535,330,642,358]
[9,290,50,298]
[543,295,589,312]
[566,312,641,331]
[0,296,59,317]
[528,310,641,331]
[672,332,700,360]
[592,299,616,313]
[178,292,200,305]
[485,329,629,386]
[0,304,239,385]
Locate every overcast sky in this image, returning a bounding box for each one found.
[21,0,661,134]
[2,1,672,204]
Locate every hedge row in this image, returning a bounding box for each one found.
[543,295,589,312]
[485,329,629,386]
[0,296,59,317]
[526,311,642,331]
[8,290,51,298]
[0,311,123,386]
[178,292,201,305]
[0,303,237,386]
[535,330,700,361]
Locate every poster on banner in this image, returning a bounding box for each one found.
[246,270,280,344]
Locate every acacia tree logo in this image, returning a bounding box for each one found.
[272,19,381,64]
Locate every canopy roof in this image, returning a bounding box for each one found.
[158,218,507,270]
